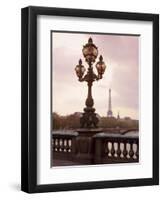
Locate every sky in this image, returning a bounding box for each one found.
[52,32,139,119]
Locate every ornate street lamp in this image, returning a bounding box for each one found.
[75,37,107,128]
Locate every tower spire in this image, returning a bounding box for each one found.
[107,88,113,117]
[117,111,120,119]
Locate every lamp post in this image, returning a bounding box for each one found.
[75,38,106,129]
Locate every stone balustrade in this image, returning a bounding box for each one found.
[52,130,139,166]
[52,132,78,162]
[93,132,139,164]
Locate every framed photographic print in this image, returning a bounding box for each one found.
[21,6,159,193]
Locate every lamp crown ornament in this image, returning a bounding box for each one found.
[79,58,82,65]
[75,38,107,128]
[99,55,103,61]
[88,37,93,43]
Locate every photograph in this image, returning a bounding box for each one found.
[21,6,159,193]
[51,31,139,167]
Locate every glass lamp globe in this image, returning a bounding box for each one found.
[82,38,98,63]
[96,55,106,78]
[75,59,86,79]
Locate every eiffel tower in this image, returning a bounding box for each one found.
[107,89,113,117]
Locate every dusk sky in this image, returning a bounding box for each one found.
[52,32,139,119]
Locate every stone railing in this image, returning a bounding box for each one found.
[52,130,139,166]
[52,131,78,162]
[93,133,139,164]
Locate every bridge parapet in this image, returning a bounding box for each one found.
[52,130,139,166]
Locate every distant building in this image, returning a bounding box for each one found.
[124,116,131,120]
[73,112,82,117]
[117,111,120,120]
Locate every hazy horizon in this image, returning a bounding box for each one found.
[52,32,139,120]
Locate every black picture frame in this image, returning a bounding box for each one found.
[21,6,159,193]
